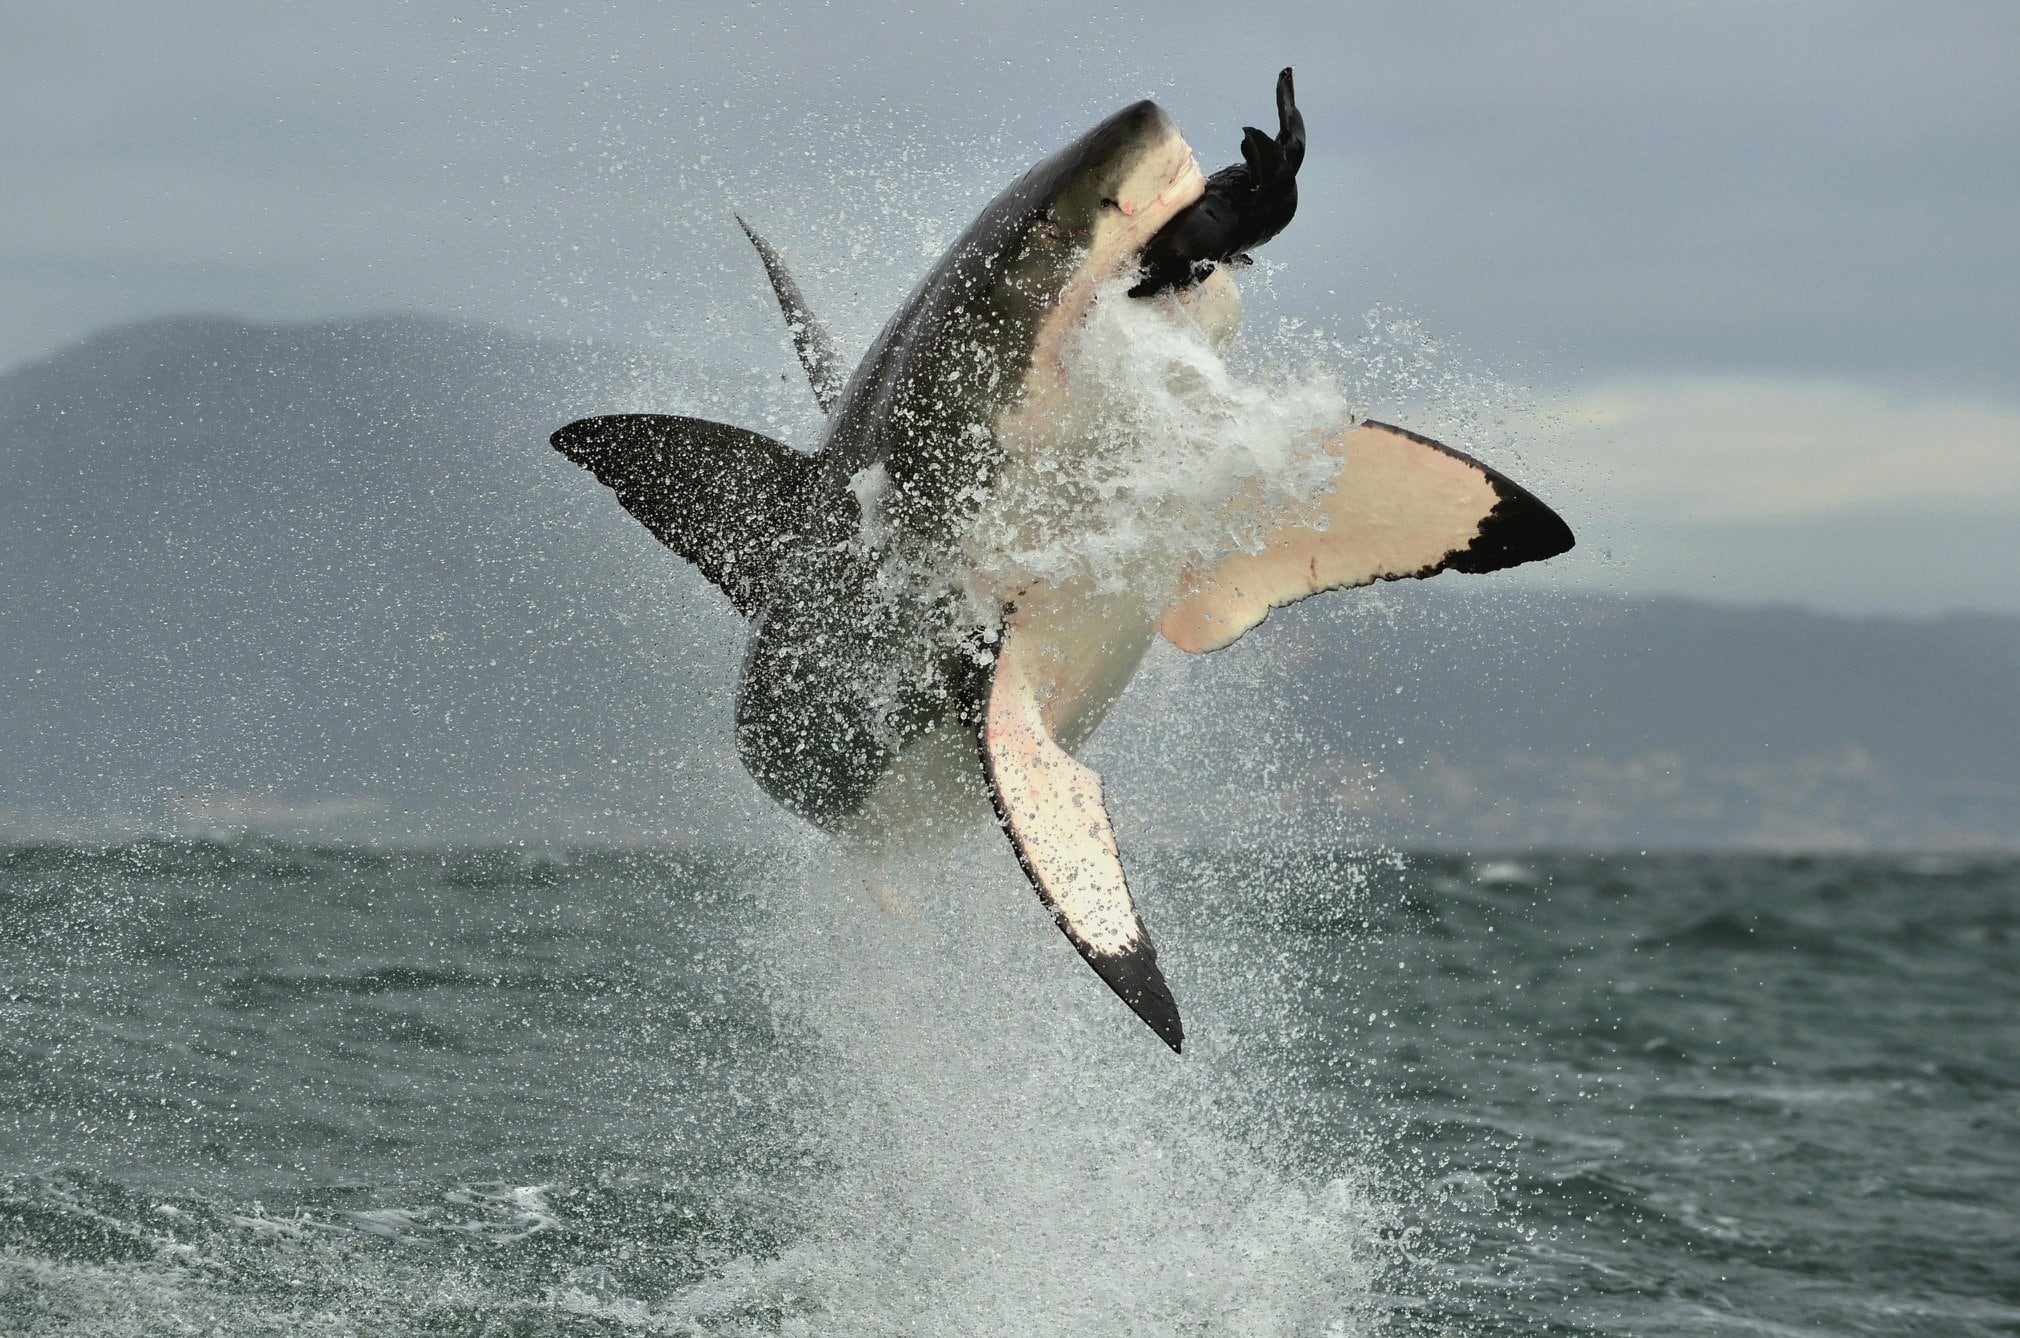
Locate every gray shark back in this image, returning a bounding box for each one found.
[814,100,1184,544]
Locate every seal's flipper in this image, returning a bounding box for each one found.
[1274,66,1305,172]
[1161,420,1574,654]
[552,414,813,617]
[979,611,1183,1052]
[1239,126,1280,176]
[735,215,845,415]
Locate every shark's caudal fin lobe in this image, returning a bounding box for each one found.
[734,215,845,415]
[1161,420,1575,655]
[979,610,1183,1053]
[552,414,812,617]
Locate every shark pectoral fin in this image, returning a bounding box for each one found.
[1160,419,1575,654]
[979,616,1183,1053]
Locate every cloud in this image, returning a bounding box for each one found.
[1538,377,2020,524]
[1497,375,2020,613]
[5,2,2017,396]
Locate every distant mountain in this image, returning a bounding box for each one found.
[1127,592,2020,851]
[0,314,812,843]
[3,316,2015,851]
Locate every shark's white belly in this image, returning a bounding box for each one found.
[845,271,1249,841]
[841,582,1161,842]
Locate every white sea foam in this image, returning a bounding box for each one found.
[641,829,1394,1337]
[967,277,1352,608]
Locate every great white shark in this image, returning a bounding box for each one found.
[552,73,1574,1052]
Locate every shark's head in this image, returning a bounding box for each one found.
[990,100,1205,361]
[822,100,1207,541]
[1020,101,1204,270]
[890,100,1206,368]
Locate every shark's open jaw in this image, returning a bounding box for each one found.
[1080,134,1206,300]
[1021,131,1206,400]
[1112,140,1207,247]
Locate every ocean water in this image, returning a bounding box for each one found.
[2,837,2014,1335]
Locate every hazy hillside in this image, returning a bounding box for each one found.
[3,316,2015,850]
[1163,593,2020,851]
[0,315,802,842]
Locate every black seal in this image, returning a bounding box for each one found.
[1131,67,1306,298]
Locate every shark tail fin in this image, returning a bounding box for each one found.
[735,215,845,415]
[552,414,812,618]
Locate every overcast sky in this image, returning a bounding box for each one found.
[5,1,2017,614]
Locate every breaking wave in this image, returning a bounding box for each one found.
[683,829,1397,1336]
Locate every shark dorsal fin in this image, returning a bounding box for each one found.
[735,215,845,416]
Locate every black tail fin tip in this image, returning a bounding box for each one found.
[1085,940,1185,1053]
